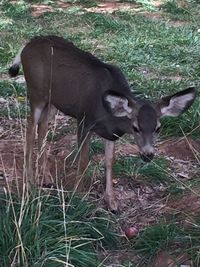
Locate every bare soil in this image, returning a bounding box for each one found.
[31,1,140,17]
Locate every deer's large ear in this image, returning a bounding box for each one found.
[103,91,134,118]
[158,87,197,117]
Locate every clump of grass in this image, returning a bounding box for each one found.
[162,0,188,15]
[134,222,180,256]
[113,156,138,177]
[0,81,26,97]
[90,138,104,155]
[84,161,105,181]
[113,156,169,184]
[132,219,200,265]
[2,0,31,19]
[139,157,169,183]
[161,0,200,21]
[0,81,27,118]
[0,188,118,266]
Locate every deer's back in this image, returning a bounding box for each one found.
[21,36,131,130]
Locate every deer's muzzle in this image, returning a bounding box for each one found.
[140,143,155,162]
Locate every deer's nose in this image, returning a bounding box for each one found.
[140,153,154,162]
[140,144,155,162]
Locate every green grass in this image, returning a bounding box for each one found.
[132,219,200,266]
[113,156,170,184]
[0,81,25,97]
[90,138,104,155]
[0,80,27,118]
[1,0,199,138]
[162,0,200,21]
[134,222,181,255]
[0,189,118,267]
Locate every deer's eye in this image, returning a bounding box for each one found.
[133,125,140,133]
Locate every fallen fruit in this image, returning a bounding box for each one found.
[125,226,139,239]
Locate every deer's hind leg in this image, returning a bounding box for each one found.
[37,104,57,186]
[25,104,45,184]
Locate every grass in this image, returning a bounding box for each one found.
[0,0,200,266]
[0,0,199,138]
[162,0,200,21]
[0,188,118,266]
[113,156,170,184]
[132,219,200,266]
[90,138,105,155]
[0,80,27,118]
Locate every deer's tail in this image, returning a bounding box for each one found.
[8,46,24,77]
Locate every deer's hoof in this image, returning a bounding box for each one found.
[42,183,56,189]
[104,193,119,214]
[37,171,55,188]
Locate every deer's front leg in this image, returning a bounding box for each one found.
[104,140,118,212]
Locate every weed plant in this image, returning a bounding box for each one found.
[0,188,118,266]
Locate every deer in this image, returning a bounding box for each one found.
[9,36,196,212]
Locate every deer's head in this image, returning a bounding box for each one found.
[104,87,197,162]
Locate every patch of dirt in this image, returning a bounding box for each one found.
[0,140,24,190]
[101,250,139,266]
[116,142,139,156]
[168,20,191,27]
[140,11,165,22]
[31,4,54,17]
[165,192,200,218]
[85,2,139,14]
[158,138,200,161]
[57,1,71,9]
[139,11,190,27]
[151,251,191,267]
[30,1,140,17]
[139,67,184,81]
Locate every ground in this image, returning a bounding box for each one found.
[0,0,200,266]
[0,112,199,266]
